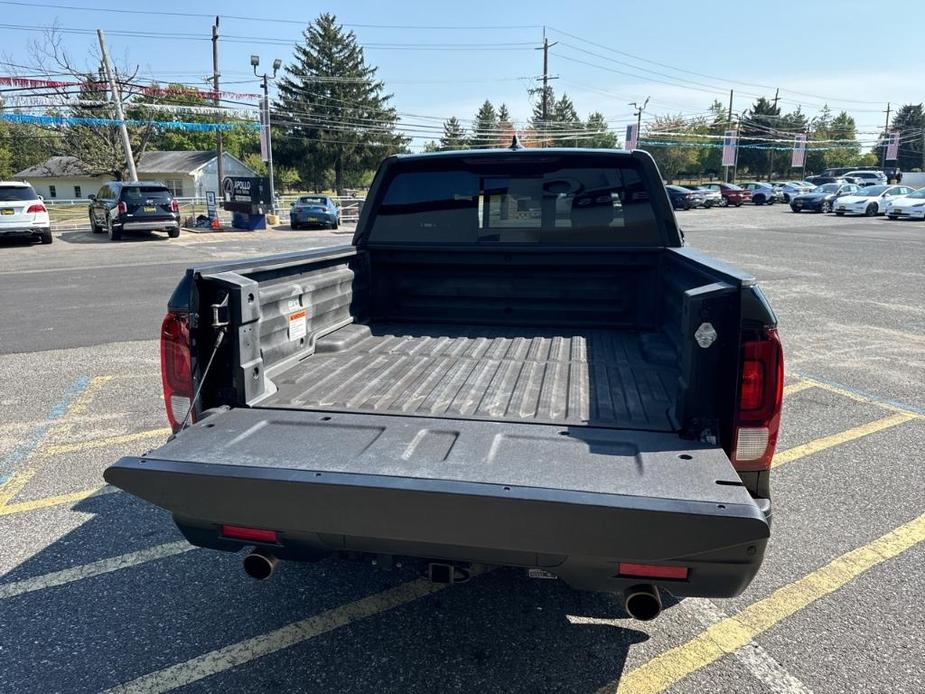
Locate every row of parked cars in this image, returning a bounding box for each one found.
[666,180,810,210]
[666,174,925,220]
[664,168,925,218]
[790,182,925,218]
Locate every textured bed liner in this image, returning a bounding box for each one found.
[261,323,680,431]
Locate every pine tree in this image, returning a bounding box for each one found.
[274,13,407,194]
[471,100,497,149]
[530,85,556,144]
[439,117,468,150]
[582,112,617,149]
[550,93,581,146]
[738,96,781,176]
[495,103,514,146]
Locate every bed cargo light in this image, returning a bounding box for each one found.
[731,329,784,471]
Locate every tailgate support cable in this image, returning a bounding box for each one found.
[178,293,229,431]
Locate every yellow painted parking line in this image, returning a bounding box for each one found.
[782,380,815,397]
[772,412,915,468]
[797,376,923,419]
[610,512,925,694]
[36,427,171,459]
[0,540,193,599]
[0,468,37,507]
[105,578,458,694]
[0,375,111,506]
[0,484,118,517]
[63,375,113,418]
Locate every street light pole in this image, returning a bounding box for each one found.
[251,55,282,214]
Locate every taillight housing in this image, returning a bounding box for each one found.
[160,310,193,432]
[732,328,784,471]
[27,203,47,213]
[170,198,179,213]
[117,201,127,216]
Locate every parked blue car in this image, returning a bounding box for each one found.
[289,195,339,230]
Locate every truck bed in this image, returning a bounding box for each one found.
[260,322,680,431]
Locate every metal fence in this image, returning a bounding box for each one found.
[44,195,366,230]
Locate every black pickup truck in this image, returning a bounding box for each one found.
[106,147,783,620]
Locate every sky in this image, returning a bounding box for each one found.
[1,0,923,150]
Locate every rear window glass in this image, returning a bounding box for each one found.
[298,197,328,205]
[121,186,171,202]
[0,185,37,201]
[367,156,662,245]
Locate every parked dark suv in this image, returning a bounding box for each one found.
[88,182,181,241]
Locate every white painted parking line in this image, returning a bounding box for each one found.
[0,541,193,600]
[683,599,814,694]
[104,577,455,693]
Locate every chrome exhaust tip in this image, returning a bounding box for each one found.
[624,584,662,621]
[243,550,279,580]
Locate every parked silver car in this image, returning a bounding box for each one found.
[682,185,722,208]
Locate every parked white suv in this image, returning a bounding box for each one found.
[843,170,887,187]
[0,181,52,244]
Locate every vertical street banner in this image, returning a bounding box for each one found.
[886,130,900,161]
[259,97,269,162]
[721,129,738,167]
[625,123,638,151]
[791,133,807,168]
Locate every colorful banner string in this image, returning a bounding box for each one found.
[1,112,259,132]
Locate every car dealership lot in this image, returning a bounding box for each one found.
[1,209,923,693]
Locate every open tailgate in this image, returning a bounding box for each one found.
[106,408,770,596]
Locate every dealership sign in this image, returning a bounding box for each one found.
[791,133,807,168]
[886,131,900,161]
[721,129,738,167]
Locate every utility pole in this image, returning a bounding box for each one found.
[533,27,557,145]
[725,89,734,182]
[97,29,137,182]
[212,16,224,193]
[252,54,281,214]
[766,87,779,182]
[882,102,891,169]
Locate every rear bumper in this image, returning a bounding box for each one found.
[291,215,337,226]
[0,225,49,237]
[105,409,771,597]
[118,218,180,231]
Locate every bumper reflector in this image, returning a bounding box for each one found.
[221,525,279,544]
[618,563,689,580]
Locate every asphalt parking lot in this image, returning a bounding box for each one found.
[1,207,923,693]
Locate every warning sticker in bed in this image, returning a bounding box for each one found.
[288,310,307,341]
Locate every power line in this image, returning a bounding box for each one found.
[0,1,542,30]
[546,25,887,107]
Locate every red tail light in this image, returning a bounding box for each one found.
[27,203,47,213]
[117,201,127,215]
[170,198,179,213]
[160,310,193,432]
[732,328,784,471]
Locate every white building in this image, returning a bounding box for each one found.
[14,151,256,200]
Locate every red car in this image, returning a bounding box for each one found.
[701,183,752,207]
